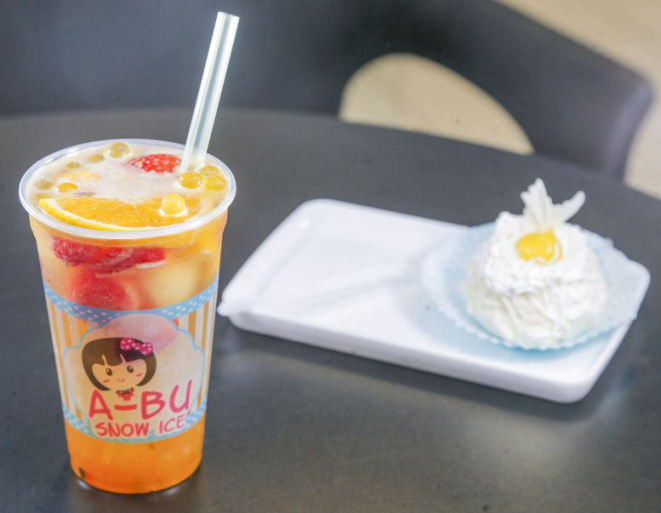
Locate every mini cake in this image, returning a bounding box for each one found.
[463,179,607,346]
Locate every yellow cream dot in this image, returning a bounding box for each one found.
[67,162,81,169]
[88,154,104,163]
[107,142,130,158]
[179,171,203,189]
[516,230,561,263]
[160,194,187,216]
[204,175,227,191]
[56,182,78,193]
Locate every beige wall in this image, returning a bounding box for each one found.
[340,1,661,197]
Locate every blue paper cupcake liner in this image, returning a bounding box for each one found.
[421,223,643,351]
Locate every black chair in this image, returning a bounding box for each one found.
[0,0,653,179]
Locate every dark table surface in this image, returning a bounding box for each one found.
[1,108,659,513]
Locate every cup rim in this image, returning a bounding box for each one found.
[18,138,237,240]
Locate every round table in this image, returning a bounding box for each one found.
[1,109,659,512]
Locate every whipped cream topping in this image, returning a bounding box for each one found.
[464,179,607,346]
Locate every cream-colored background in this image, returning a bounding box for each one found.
[340,0,661,198]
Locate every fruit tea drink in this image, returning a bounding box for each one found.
[19,139,236,493]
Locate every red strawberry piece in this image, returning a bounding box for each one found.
[128,153,181,173]
[94,247,165,273]
[96,247,133,265]
[128,247,166,266]
[70,271,134,310]
[92,247,136,273]
[53,238,132,269]
[54,238,165,273]
[53,238,102,266]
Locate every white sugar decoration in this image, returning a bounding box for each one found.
[521,179,585,233]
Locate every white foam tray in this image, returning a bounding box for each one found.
[221,200,650,403]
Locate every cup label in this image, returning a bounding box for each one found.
[43,279,217,443]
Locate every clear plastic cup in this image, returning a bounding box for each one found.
[18,139,236,493]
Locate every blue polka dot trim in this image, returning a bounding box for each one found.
[63,405,93,436]
[44,277,218,322]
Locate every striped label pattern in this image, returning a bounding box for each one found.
[43,278,218,443]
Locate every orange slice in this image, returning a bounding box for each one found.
[39,196,205,231]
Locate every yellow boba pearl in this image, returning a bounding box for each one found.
[56,182,78,193]
[35,179,53,190]
[516,230,561,262]
[67,162,81,169]
[88,154,104,163]
[204,175,227,191]
[107,142,130,158]
[199,165,220,176]
[160,194,187,216]
[179,171,203,189]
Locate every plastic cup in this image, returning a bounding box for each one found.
[18,139,236,493]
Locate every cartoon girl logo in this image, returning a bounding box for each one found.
[82,337,156,401]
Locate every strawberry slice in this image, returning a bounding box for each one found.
[95,247,165,272]
[127,247,166,267]
[93,248,136,272]
[53,238,100,266]
[53,237,165,271]
[128,153,181,173]
[53,238,131,267]
[70,271,134,310]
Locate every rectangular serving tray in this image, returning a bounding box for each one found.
[221,199,650,403]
